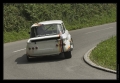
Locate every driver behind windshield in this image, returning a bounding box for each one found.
[36,25,45,36]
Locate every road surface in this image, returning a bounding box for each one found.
[4,22,117,79]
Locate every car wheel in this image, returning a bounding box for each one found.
[64,51,72,59]
[70,38,74,50]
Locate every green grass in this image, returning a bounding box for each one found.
[4,30,29,43]
[4,12,116,43]
[3,3,116,72]
[90,36,116,70]
[65,11,116,30]
[4,3,116,43]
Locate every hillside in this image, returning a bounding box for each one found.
[4,3,116,43]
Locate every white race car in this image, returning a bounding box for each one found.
[26,20,74,61]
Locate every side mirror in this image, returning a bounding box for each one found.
[28,32,30,34]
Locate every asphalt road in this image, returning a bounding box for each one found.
[4,22,117,80]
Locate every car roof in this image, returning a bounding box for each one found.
[31,20,63,28]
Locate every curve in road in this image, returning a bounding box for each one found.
[4,22,117,79]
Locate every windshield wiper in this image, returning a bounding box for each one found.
[52,33,57,35]
[37,35,45,37]
[45,34,50,36]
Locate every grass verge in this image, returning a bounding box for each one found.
[4,30,29,43]
[90,36,116,70]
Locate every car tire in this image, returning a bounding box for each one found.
[70,38,74,50]
[64,51,72,59]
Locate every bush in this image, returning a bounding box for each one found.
[3,3,116,43]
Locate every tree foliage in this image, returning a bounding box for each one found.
[3,3,116,32]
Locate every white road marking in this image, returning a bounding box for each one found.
[85,27,114,34]
[66,65,79,72]
[13,48,26,53]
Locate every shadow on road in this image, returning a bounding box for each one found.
[15,54,65,64]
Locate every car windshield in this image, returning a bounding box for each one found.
[30,24,63,38]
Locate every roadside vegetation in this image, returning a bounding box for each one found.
[90,36,116,70]
[4,3,116,71]
[4,3,116,43]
